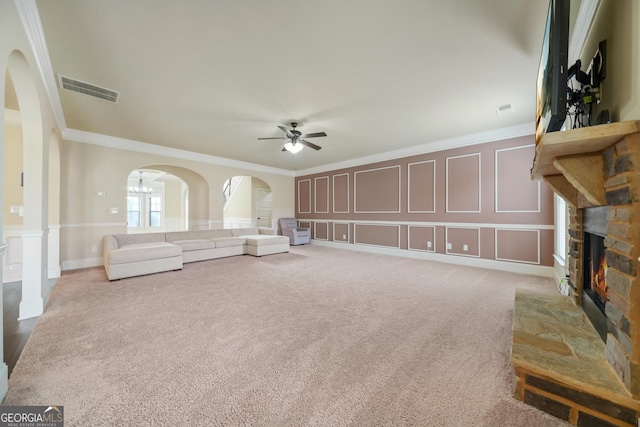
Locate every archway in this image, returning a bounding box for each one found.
[127,165,209,232]
[126,169,188,233]
[2,50,47,394]
[222,176,272,228]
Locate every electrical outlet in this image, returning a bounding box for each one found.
[342,234,346,239]
[109,207,118,214]
[427,241,432,248]
[91,245,98,253]
[9,264,19,271]
[463,244,468,251]
[446,243,452,250]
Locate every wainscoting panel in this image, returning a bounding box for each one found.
[495,228,540,264]
[314,222,329,241]
[354,224,400,248]
[333,222,350,243]
[446,227,480,257]
[408,225,436,252]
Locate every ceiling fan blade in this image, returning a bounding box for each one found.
[277,125,295,139]
[257,137,286,140]
[299,139,322,150]
[301,132,327,138]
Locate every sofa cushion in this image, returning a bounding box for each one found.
[109,242,182,264]
[171,239,216,252]
[212,236,247,248]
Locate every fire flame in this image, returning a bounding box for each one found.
[592,256,608,301]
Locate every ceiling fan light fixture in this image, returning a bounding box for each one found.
[284,141,303,153]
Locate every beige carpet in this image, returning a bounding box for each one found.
[3,246,569,426]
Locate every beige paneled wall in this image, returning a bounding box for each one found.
[296,135,555,270]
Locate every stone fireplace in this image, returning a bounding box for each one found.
[511,120,640,426]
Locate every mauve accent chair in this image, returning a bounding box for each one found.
[279,218,311,245]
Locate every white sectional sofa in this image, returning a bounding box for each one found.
[103,227,289,280]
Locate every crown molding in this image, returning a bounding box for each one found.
[568,0,601,64]
[62,128,294,177]
[14,0,67,131]
[295,122,535,177]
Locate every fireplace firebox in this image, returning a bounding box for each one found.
[582,206,609,341]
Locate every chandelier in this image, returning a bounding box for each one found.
[128,171,152,194]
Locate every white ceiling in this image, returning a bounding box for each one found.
[33,0,551,172]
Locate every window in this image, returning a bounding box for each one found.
[554,194,567,264]
[127,194,163,229]
[127,195,141,227]
[149,195,162,227]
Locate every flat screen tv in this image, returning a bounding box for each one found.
[535,0,570,144]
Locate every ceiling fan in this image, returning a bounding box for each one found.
[258,122,327,153]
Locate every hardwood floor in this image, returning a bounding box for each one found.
[3,282,38,377]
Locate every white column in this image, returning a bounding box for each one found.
[19,229,44,320]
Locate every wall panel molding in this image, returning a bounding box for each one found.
[354,223,401,248]
[314,221,329,241]
[354,165,401,213]
[445,226,481,258]
[332,173,350,213]
[408,160,436,213]
[495,145,541,213]
[314,176,329,213]
[297,179,311,214]
[446,153,481,213]
[495,228,541,264]
[408,225,436,253]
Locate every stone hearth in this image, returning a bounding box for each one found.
[512,121,640,426]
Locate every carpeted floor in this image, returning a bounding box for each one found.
[3,245,569,426]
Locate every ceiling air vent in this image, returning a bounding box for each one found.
[58,74,119,103]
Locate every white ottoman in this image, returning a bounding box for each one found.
[245,235,290,256]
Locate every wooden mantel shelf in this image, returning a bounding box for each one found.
[531,120,640,180]
[531,121,640,207]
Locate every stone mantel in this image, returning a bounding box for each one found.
[531,121,640,208]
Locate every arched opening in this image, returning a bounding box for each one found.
[2,50,47,387]
[223,176,272,229]
[126,165,209,233]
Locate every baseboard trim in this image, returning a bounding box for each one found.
[310,240,555,277]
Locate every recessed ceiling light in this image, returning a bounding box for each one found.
[496,103,513,116]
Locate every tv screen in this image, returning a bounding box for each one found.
[535,0,570,144]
